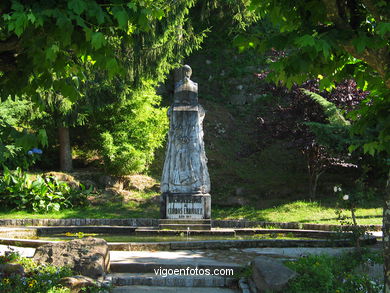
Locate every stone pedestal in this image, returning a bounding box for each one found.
[160,193,211,219]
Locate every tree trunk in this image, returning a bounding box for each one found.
[384,169,390,293]
[58,127,73,172]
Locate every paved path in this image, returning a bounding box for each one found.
[0,244,381,293]
[0,244,380,261]
[110,250,243,267]
[0,244,35,257]
[111,286,239,293]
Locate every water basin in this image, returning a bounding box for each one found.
[35,233,314,242]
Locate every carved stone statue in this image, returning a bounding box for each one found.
[160,65,211,219]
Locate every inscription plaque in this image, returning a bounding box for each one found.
[166,194,204,219]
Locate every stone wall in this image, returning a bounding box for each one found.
[0,218,158,227]
[0,218,381,232]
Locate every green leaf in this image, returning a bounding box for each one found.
[152,8,165,20]
[11,2,24,11]
[317,39,331,58]
[56,14,72,28]
[90,4,105,24]
[113,8,128,29]
[376,22,390,36]
[295,34,315,47]
[45,44,60,62]
[68,0,86,15]
[319,77,334,91]
[53,80,79,101]
[138,9,150,31]
[91,32,106,50]
[3,14,11,21]
[348,144,358,153]
[352,34,368,54]
[13,12,28,37]
[27,13,36,24]
[72,76,81,89]
[363,141,379,156]
[127,2,137,11]
[37,129,48,147]
[106,58,120,79]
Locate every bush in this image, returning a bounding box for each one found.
[0,250,108,292]
[95,86,168,175]
[0,251,72,293]
[0,98,47,170]
[0,167,90,212]
[285,250,384,293]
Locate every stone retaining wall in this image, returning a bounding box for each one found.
[0,238,375,251]
[0,228,37,238]
[212,220,382,232]
[0,218,382,231]
[0,218,158,227]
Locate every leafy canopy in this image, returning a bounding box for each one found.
[239,0,389,155]
[0,0,196,103]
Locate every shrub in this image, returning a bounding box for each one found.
[0,98,47,170]
[0,250,108,292]
[0,167,90,212]
[0,251,72,293]
[285,250,384,293]
[96,86,168,175]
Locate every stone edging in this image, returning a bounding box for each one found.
[0,218,158,227]
[0,237,376,251]
[212,220,382,232]
[0,218,382,231]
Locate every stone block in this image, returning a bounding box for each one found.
[33,237,110,279]
[0,263,25,276]
[250,256,297,293]
[60,275,99,293]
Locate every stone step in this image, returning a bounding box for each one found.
[159,219,211,225]
[109,251,244,274]
[134,229,234,236]
[108,273,238,288]
[159,224,211,231]
[110,262,242,274]
[111,285,240,293]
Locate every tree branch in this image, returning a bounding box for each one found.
[0,51,17,72]
[343,44,390,89]
[361,0,387,21]
[321,0,348,29]
[0,36,20,54]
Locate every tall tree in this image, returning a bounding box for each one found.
[0,0,203,171]
[238,0,389,289]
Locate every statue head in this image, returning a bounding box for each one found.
[173,64,198,104]
[182,65,192,79]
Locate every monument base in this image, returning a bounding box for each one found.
[160,193,211,219]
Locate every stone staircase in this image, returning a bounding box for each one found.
[107,250,243,292]
[159,219,212,231]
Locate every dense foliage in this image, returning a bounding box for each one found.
[239,0,389,155]
[254,73,367,196]
[286,250,383,293]
[94,85,168,175]
[241,0,389,288]
[0,98,47,169]
[0,167,89,212]
[0,0,201,99]
[0,251,73,293]
[0,0,206,173]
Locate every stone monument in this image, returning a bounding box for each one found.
[160,65,211,220]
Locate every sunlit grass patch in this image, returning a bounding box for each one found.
[212,200,382,225]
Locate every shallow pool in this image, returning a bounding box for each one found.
[35,233,314,242]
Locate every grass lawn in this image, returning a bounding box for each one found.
[0,195,383,225]
[213,200,383,225]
